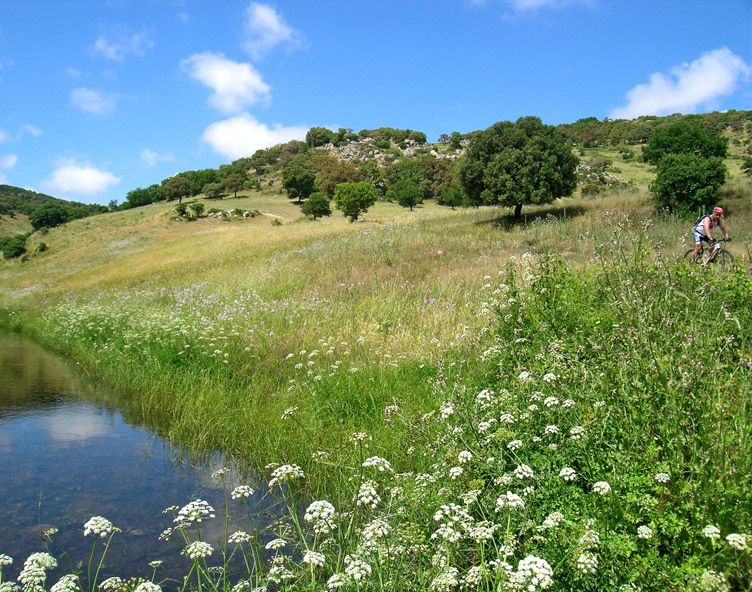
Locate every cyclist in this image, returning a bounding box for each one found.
[690,206,730,263]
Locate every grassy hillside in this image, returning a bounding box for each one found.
[1,133,751,590]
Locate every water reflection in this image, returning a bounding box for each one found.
[0,333,274,586]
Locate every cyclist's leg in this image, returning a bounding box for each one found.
[691,231,703,262]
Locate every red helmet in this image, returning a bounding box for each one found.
[714,207,724,215]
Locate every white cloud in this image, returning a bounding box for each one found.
[70,87,118,116]
[139,149,175,168]
[611,47,752,120]
[41,158,121,197]
[0,154,18,169]
[181,52,271,115]
[21,124,42,137]
[202,113,307,159]
[0,130,8,143]
[242,2,306,59]
[90,28,154,60]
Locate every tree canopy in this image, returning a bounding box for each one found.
[641,120,728,165]
[163,176,191,204]
[459,116,578,217]
[333,182,377,222]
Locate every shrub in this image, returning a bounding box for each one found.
[175,203,188,217]
[300,192,332,220]
[189,202,205,217]
[2,234,27,259]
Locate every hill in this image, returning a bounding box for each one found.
[0,185,107,238]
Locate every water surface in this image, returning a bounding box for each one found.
[0,333,273,585]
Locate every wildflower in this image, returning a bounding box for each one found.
[305,500,338,534]
[303,551,326,568]
[468,521,498,542]
[545,425,560,435]
[570,426,585,440]
[327,574,348,589]
[344,556,372,581]
[268,464,305,488]
[281,407,298,419]
[637,525,653,539]
[544,396,559,407]
[577,551,598,575]
[529,404,539,412]
[593,401,605,408]
[542,373,557,383]
[519,371,532,381]
[430,567,459,592]
[703,524,721,539]
[439,401,455,420]
[162,505,179,514]
[50,575,79,592]
[562,399,576,408]
[538,512,565,531]
[448,466,464,479]
[697,570,730,592]
[726,533,749,551]
[99,577,123,591]
[0,555,12,566]
[457,450,473,464]
[654,472,670,483]
[560,467,577,481]
[265,538,287,550]
[175,500,216,526]
[349,432,372,445]
[459,490,481,505]
[182,541,213,560]
[148,561,163,568]
[229,531,253,544]
[312,450,330,461]
[362,456,393,472]
[593,481,611,495]
[356,481,380,509]
[231,485,255,499]
[125,581,160,592]
[515,464,534,479]
[211,467,227,478]
[268,564,293,584]
[22,553,57,570]
[507,439,523,451]
[500,413,516,423]
[0,583,21,592]
[462,565,488,588]
[509,555,554,591]
[362,518,391,541]
[580,529,600,549]
[83,516,117,538]
[495,491,525,511]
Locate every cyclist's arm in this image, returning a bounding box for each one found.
[718,221,729,239]
[704,217,714,240]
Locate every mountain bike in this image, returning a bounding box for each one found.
[683,238,733,267]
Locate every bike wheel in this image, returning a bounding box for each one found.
[716,250,734,267]
[683,249,698,263]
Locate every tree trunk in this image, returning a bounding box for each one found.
[514,204,522,218]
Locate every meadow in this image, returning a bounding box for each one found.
[0,173,751,591]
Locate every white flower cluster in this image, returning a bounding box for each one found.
[175,499,216,526]
[134,583,162,592]
[654,472,670,483]
[302,551,326,568]
[495,491,525,511]
[697,570,730,592]
[18,553,57,590]
[83,516,117,538]
[508,555,554,591]
[305,500,338,534]
[507,439,523,451]
[580,529,600,549]
[576,551,598,574]
[726,533,749,551]
[268,464,305,488]
[457,451,473,464]
[559,467,577,481]
[515,464,534,479]
[569,426,585,440]
[50,574,79,592]
[228,531,252,544]
[430,567,459,592]
[362,456,393,472]
[344,555,372,581]
[356,481,380,509]
[702,524,721,539]
[637,525,653,539]
[593,481,611,495]
[231,485,255,499]
[0,554,12,566]
[182,541,214,560]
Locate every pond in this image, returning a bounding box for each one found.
[0,332,276,586]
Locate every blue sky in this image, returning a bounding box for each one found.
[0,0,750,205]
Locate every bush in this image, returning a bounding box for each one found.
[175,203,188,217]
[37,242,48,253]
[650,154,726,216]
[2,234,27,259]
[190,202,205,217]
